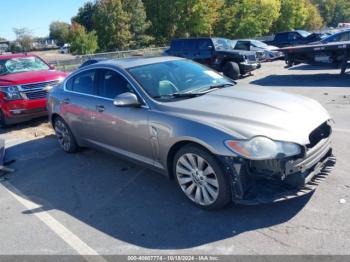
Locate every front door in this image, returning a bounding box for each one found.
[90,69,153,165]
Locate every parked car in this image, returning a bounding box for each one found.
[316,29,350,44]
[48,56,335,209]
[0,53,68,126]
[264,30,325,48]
[60,44,71,54]
[166,37,260,79]
[230,39,284,61]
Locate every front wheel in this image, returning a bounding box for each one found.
[53,117,78,153]
[223,61,240,80]
[173,145,231,209]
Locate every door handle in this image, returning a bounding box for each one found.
[62,98,70,104]
[96,105,105,112]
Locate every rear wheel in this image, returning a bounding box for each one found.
[223,61,240,80]
[53,117,78,153]
[173,145,231,209]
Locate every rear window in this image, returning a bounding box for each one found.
[66,70,96,95]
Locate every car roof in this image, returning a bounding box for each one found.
[93,56,184,69]
[0,53,35,60]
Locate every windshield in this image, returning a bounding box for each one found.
[212,38,232,50]
[0,56,49,76]
[296,30,311,37]
[128,60,234,100]
[251,40,268,48]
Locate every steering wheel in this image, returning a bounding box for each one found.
[159,80,179,96]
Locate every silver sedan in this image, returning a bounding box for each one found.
[48,56,335,209]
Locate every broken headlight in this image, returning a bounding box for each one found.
[225,136,301,160]
[0,86,23,100]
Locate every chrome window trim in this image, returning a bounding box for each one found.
[63,66,150,109]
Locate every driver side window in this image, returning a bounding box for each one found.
[97,69,133,99]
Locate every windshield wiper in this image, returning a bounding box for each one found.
[208,83,235,89]
[153,92,202,99]
[152,83,235,99]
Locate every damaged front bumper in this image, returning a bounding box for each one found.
[219,136,336,205]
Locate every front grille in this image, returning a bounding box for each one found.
[308,121,331,148]
[20,80,60,90]
[19,80,60,100]
[25,90,47,100]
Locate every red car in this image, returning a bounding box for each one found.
[0,54,68,126]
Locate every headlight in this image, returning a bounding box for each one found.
[224,136,302,160]
[0,86,23,100]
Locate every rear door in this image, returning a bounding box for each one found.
[90,68,154,165]
[61,69,98,142]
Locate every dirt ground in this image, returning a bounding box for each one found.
[1,117,53,142]
[30,49,75,63]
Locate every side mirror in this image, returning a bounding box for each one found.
[113,92,140,107]
[208,45,213,50]
[49,64,56,70]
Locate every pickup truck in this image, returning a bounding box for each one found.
[166,37,260,79]
[264,30,325,48]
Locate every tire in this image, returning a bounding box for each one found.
[0,110,7,129]
[53,116,78,153]
[223,61,240,80]
[173,144,231,209]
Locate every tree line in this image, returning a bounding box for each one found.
[10,0,350,55]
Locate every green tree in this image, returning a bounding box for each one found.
[216,0,280,39]
[304,1,323,30]
[13,27,33,51]
[176,0,224,37]
[143,0,181,45]
[49,21,70,46]
[72,1,97,32]
[69,23,98,55]
[123,0,153,48]
[272,0,308,32]
[93,0,132,51]
[144,0,223,44]
[314,0,350,27]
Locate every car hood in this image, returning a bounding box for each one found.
[0,70,67,86]
[160,86,330,145]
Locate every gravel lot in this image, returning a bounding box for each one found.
[0,60,349,257]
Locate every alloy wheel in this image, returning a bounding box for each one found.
[176,153,219,206]
[54,119,71,152]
